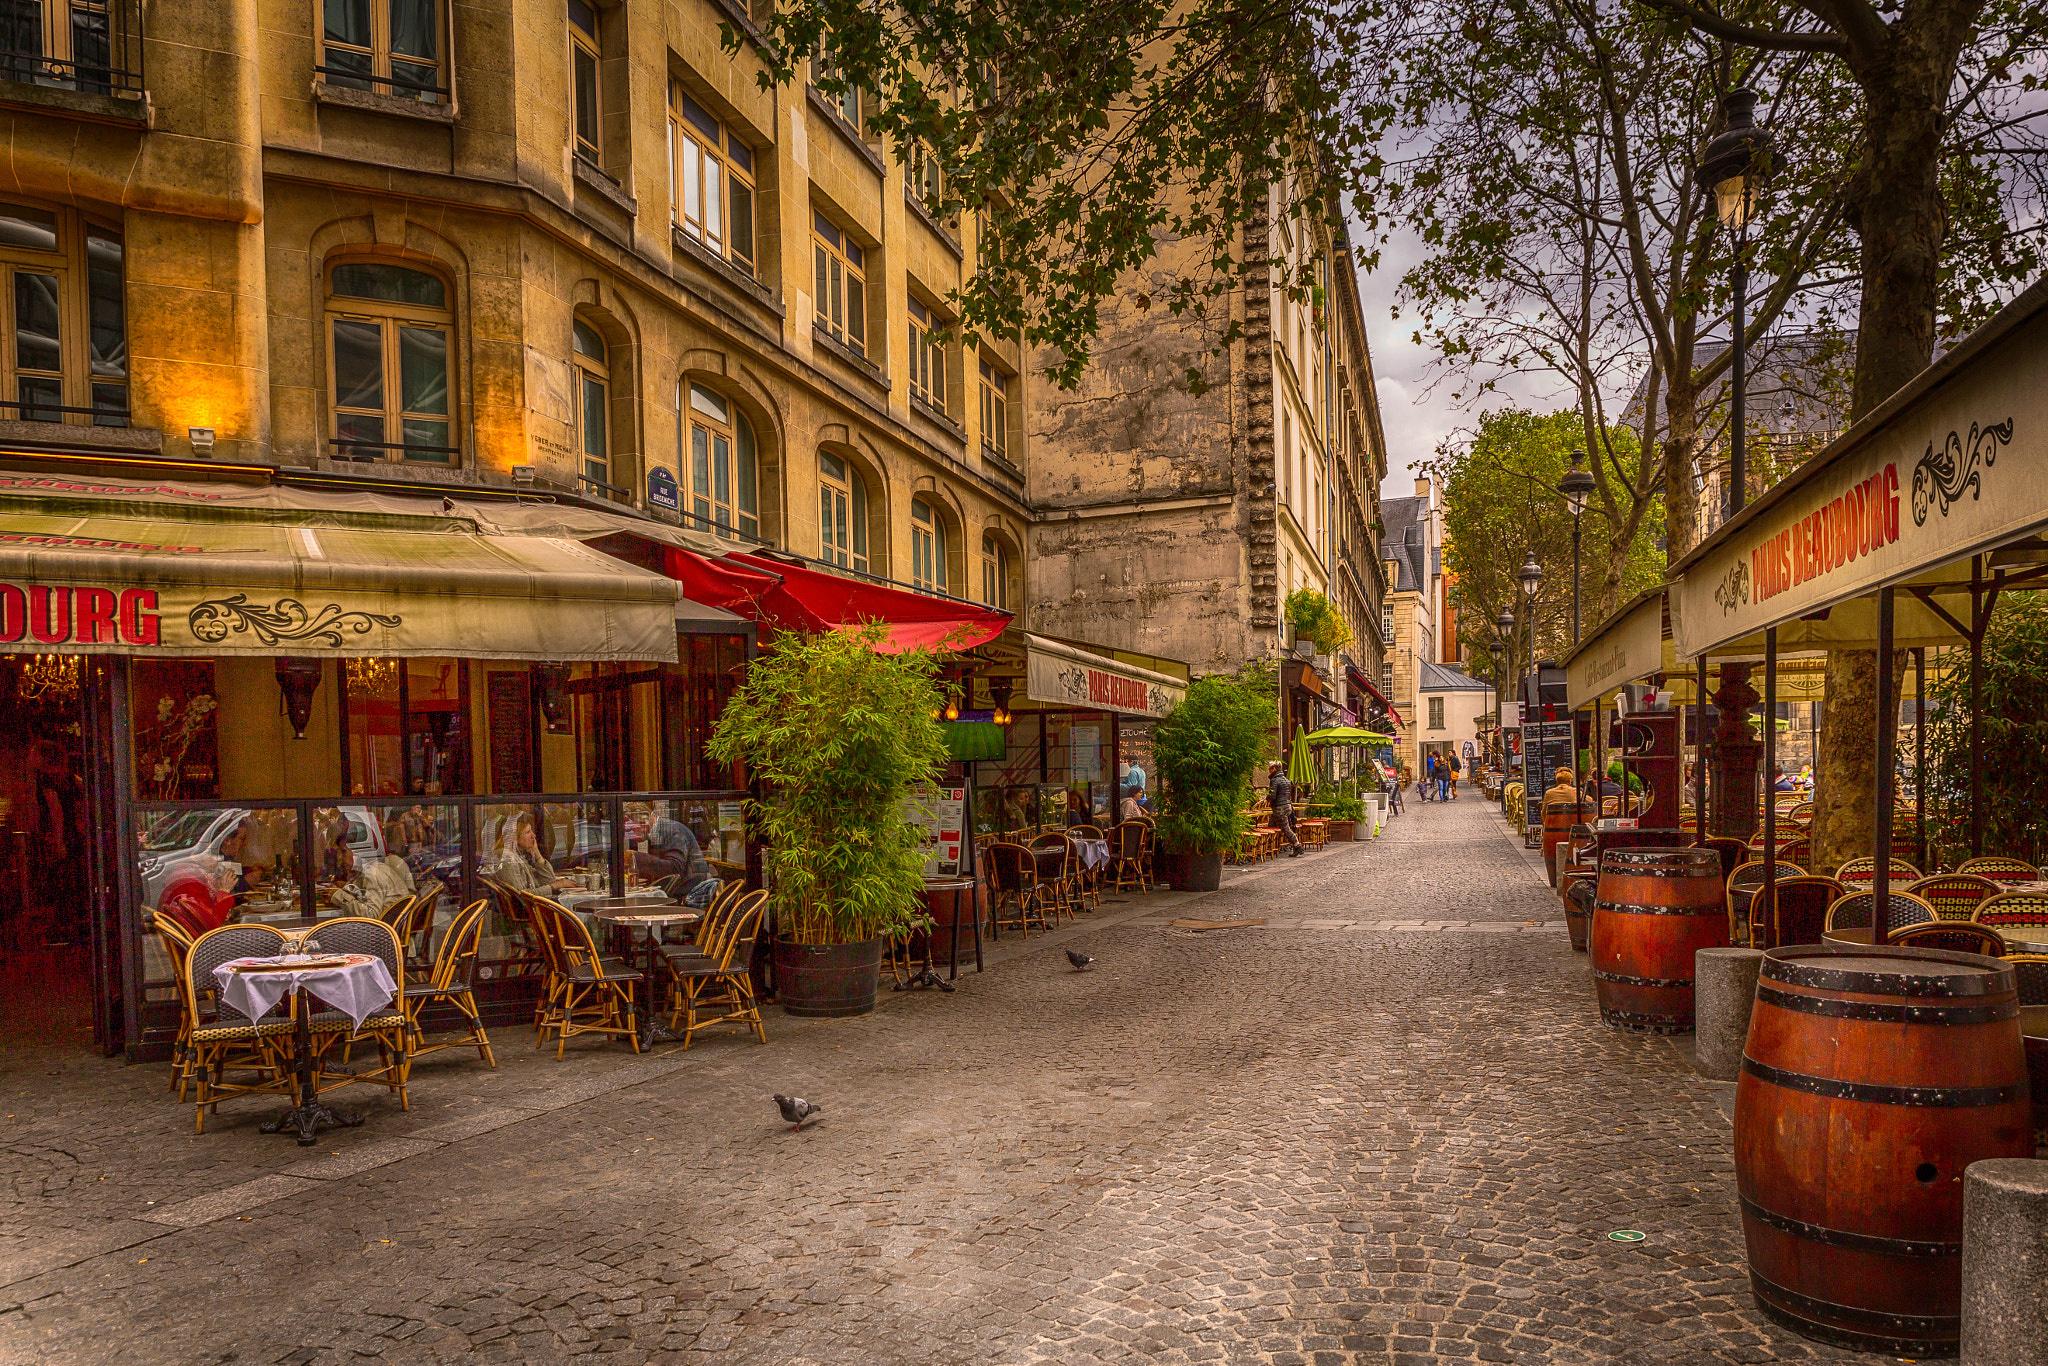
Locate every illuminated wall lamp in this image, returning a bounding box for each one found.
[187,427,216,456]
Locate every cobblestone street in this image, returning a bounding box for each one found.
[1,797,1866,1365]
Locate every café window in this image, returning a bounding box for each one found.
[0,202,126,426]
[663,633,747,790]
[568,0,601,165]
[327,260,454,463]
[686,382,759,539]
[341,657,472,796]
[571,318,611,492]
[977,357,1009,460]
[318,0,448,103]
[818,449,869,575]
[811,209,867,355]
[907,296,946,414]
[910,497,946,594]
[981,530,1012,610]
[669,83,757,277]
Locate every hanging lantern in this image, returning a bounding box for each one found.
[274,657,323,740]
[534,661,573,731]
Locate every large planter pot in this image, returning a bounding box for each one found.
[772,937,883,1018]
[1325,819,1356,842]
[1166,850,1224,892]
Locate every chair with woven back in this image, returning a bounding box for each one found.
[1068,824,1106,911]
[663,888,769,1049]
[1958,855,2043,887]
[1030,832,1078,924]
[183,923,294,1133]
[1108,820,1152,894]
[1892,921,2006,957]
[1906,873,2002,923]
[1753,876,1845,950]
[528,895,642,1057]
[404,878,445,964]
[1834,856,1922,891]
[1698,837,1748,885]
[982,841,1050,936]
[1973,891,2048,931]
[151,911,201,1098]
[1825,889,1939,937]
[2005,953,2048,1006]
[404,898,495,1068]
[306,916,414,1111]
[1779,837,1812,868]
[478,873,546,981]
[1726,860,1805,946]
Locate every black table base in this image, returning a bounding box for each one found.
[261,996,362,1146]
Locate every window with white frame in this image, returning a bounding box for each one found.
[818,450,869,573]
[568,0,601,165]
[669,84,757,277]
[812,209,867,355]
[319,0,447,102]
[327,261,453,463]
[977,357,1010,460]
[910,497,947,593]
[685,383,759,539]
[907,297,946,413]
[571,318,612,492]
[981,531,1012,610]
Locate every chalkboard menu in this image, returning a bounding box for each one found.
[487,671,535,793]
[1522,719,1576,842]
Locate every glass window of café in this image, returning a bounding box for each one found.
[341,656,472,796]
[970,708,1120,836]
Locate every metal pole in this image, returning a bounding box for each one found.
[1571,517,1583,643]
[1728,241,1749,520]
[1696,656,1711,839]
[1874,588,1897,944]
[1969,557,1985,858]
[1592,693,1604,814]
[1913,647,1928,871]
[1763,628,1778,926]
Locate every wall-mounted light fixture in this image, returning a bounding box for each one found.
[274,657,323,739]
[187,427,216,456]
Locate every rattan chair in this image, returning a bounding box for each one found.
[1906,874,2001,922]
[307,916,413,1110]
[152,912,201,1098]
[1834,856,1922,890]
[405,898,495,1067]
[1699,836,1748,884]
[1755,876,1845,950]
[478,873,547,980]
[663,888,769,1049]
[1067,825,1106,910]
[1973,891,2048,931]
[1031,832,1081,924]
[1958,855,2043,886]
[2005,953,2048,1006]
[183,923,293,1133]
[1891,921,2006,957]
[1727,860,1806,945]
[528,896,642,1058]
[1108,820,1152,894]
[1826,889,1939,936]
[983,842,1051,935]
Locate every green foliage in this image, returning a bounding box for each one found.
[1923,592,2048,868]
[1152,665,1274,854]
[706,626,949,945]
[1283,588,1353,653]
[1307,779,1366,821]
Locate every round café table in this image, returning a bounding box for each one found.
[215,952,396,1146]
[587,899,701,1049]
[1823,924,2048,954]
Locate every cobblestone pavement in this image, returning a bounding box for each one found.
[0,796,1872,1364]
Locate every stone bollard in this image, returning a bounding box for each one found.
[1962,1159,2048,1365]
[1693,947,1764,1081]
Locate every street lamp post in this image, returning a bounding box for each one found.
[1695,87,1774,522]
[1496,606,1516,810]
[1558,449,1594,643]
[1518,555,1544,842]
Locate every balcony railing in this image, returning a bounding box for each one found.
[0,1,146,100]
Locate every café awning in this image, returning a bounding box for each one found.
[1563,589,1667,710]
[1022,633,1185,717]
[0,481,684,661]
[1346,663,1404,726]
[661,546,1010,653]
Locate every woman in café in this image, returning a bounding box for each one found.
[492,812,570,893]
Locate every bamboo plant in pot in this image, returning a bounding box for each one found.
[1153,667,1271,891]
[707,625,949,1017]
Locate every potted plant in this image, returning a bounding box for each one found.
[1283,588,1354,659]
[1152,665,1272,891]
[707,625,948,1017]
[1355,761,1388,836]
[1307,783,1364,841]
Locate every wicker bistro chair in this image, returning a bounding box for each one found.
[2005,953,2048,1006]
[1068,825,1106,910]
[1726,860,1806,946]
[151,912,201,1098]
[1108,820,1152,894]
[662,889,769,1049]
[306,916,414,1111]
[1892,921,2006,957]
[1907,874,2002,923]
[1834,856,1923,891]
[1030,833,1079,925]
[1753,876,1845,951]
[404,899,495,1068]
[527,896,643,1058]
[1699,837,1749,884]
[478,874,547,981]
[1825,889,1939,937]
[983,842,1051,936]
[1958,855,2044,887]
[183,923,295,1132]
[1974,891,2048,931]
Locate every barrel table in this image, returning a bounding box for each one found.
[1590,846,1727,1032]
[1541,800,1594,888]
[1735,944,2034,1355]
[1558,870,1595,953]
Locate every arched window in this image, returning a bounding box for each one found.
[572,318,611,491]
[818,451,869,574]
[327,261,453,463]
[685,382,758,539]
[911,497,948,594]
[981,531,1013,611]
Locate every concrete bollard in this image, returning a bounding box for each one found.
[1962,1158,2048,1365]
[1693,947,1764,1081]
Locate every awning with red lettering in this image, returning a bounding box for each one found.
[660,546,1010,653]
[1021,633,1185,718]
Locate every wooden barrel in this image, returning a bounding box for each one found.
[1736,945,2033,1355]
[1541,800,1591,887]
[1559,871,1594,952]
[1591,846,1727,1032]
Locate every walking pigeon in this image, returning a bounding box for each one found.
[774,1094,821,1129]
[1066,949,1095,971]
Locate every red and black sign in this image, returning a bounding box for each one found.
[0,584,160,646]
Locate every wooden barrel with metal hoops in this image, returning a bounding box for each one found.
[1558,870,1595,952]
[1590,846,1727,1032]
[1541,800,1593,887]
[1735,944,2034,1356]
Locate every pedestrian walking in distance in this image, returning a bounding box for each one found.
[1420,752,1435,802]
[1266,762,1304,856]
[1447,751,1461,801]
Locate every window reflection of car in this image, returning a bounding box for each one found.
[139,806,385,915]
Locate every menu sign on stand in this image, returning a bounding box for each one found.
[907,785,967,878]
[486,671,534,794]
[1522,720,1576,845]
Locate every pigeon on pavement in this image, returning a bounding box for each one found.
[1066,948,1095,971]
[775,1094,821,1129]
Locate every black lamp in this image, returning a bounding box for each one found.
[274,657,323,740]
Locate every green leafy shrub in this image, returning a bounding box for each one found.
[1923,590,2048,867]
[1283,588,1354,654]
[707,625,949,945]
[1153,665,1273,854]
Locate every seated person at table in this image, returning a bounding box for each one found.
[1119,790,1145,822]
[1542,767,1580,811]
[634,818,721,906]
[491,812,569,893]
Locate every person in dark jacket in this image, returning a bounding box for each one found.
[1266,762,1304,856]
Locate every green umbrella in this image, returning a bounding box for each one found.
[1288,726,1317,790]
[1304,725,1396,746]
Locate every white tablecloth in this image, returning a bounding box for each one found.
[1074,838,1110,871]
[214,955,397,1030]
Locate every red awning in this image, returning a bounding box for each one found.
[1348,665,1404,727]
[662,547,1009,653]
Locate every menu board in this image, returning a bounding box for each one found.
[1522,720,1576,842]
[907,785,967,878]
[486,671,535,794]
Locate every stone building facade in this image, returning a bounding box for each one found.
[1381,478,1444,778]
[0,0,1030,612]
[1020,183,1391,707]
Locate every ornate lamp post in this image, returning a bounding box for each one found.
[1558,449,1595,643]
[1519,553,1544,712]
[1496,606,1516,810]
[1695,87,1774,521]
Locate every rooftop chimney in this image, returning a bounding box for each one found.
[1413,475,1430,498]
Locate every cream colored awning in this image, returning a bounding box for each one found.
[0,481,683,660]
